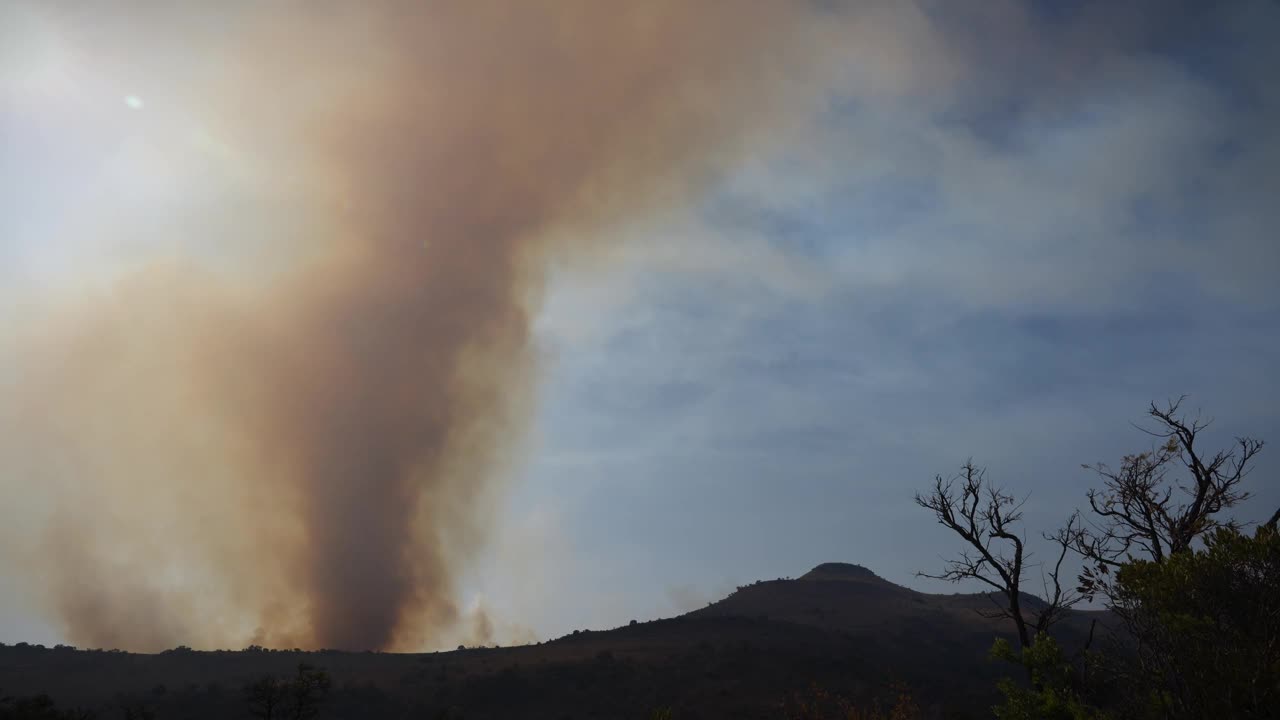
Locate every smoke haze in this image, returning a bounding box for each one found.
[0,2,835,650]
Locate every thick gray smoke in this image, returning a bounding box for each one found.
[0,2,832,650]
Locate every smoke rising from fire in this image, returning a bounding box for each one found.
[0,2,837,650]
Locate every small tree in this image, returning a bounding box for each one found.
[989,634,1109,720]
[244,676,287,720]
[288,665,332,720]
[245,665,331,720]
[915,461,1082,650]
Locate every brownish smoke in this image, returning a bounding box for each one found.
[1,2,832,650]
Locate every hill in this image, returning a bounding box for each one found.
[690,562,1098,645]
[0,564,1108,719]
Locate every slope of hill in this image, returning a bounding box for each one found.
[0,564,1108,719]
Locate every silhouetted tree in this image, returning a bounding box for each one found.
[288,665,331,720]
[244,676,287,720]
[918,398,1274,717]
[915,461,1082,650]
[245,664,331,720]
[0,693,93,720]
[1062,397,1265,602]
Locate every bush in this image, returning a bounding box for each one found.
[989,635,1107,720]
[1109,525,1280,719]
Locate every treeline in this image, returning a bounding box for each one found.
[2,664,333,720]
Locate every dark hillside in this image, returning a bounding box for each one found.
[688,563,1101,646]
[0,564,1108,719]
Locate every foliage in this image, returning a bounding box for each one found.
[780,683,921,720]
[244,675,287,720]
[244,664,332,720]
[288,665,332,720]
[918,398,1276,718]
[0,693,92,720]
[1108,525,1280,719]
[988,634,1108,720]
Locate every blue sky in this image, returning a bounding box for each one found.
[2,1,1278,648]
[467,0,1280,640]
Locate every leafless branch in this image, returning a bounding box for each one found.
[1069,399,1265,602]
[916,461,1080,649]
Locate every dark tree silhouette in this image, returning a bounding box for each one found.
[0,693,93,720]
[287,665,331,720]
[1062,397,1265,601]
[244,676,287,720]
[916,399,1273,717]
[915,461,1081,650]
[245,664,331,720]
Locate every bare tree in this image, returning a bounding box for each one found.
[915,461,1082,650]
[1067,397,1265,600]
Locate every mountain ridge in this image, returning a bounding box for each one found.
[0,562,1108,718]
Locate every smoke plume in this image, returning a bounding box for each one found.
[1,2,832,650]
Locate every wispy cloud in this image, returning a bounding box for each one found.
[516,0,1280,631]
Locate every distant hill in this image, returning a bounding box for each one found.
[0,564,1109,719]
[689,562,1099,641]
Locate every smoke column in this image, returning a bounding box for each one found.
[0,2,832,650]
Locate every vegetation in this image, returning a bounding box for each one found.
[919,398,1277,719]
[244,664,332,720]
[983,526,1280,720]
[1107,525,1279,719]
[0,693,92,720]
[1066,398,1265,603]
[988,635,1105,720]
[780,683,922,720]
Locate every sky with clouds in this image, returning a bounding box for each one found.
[2,1,1278,648]
[473,0,1280,640]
